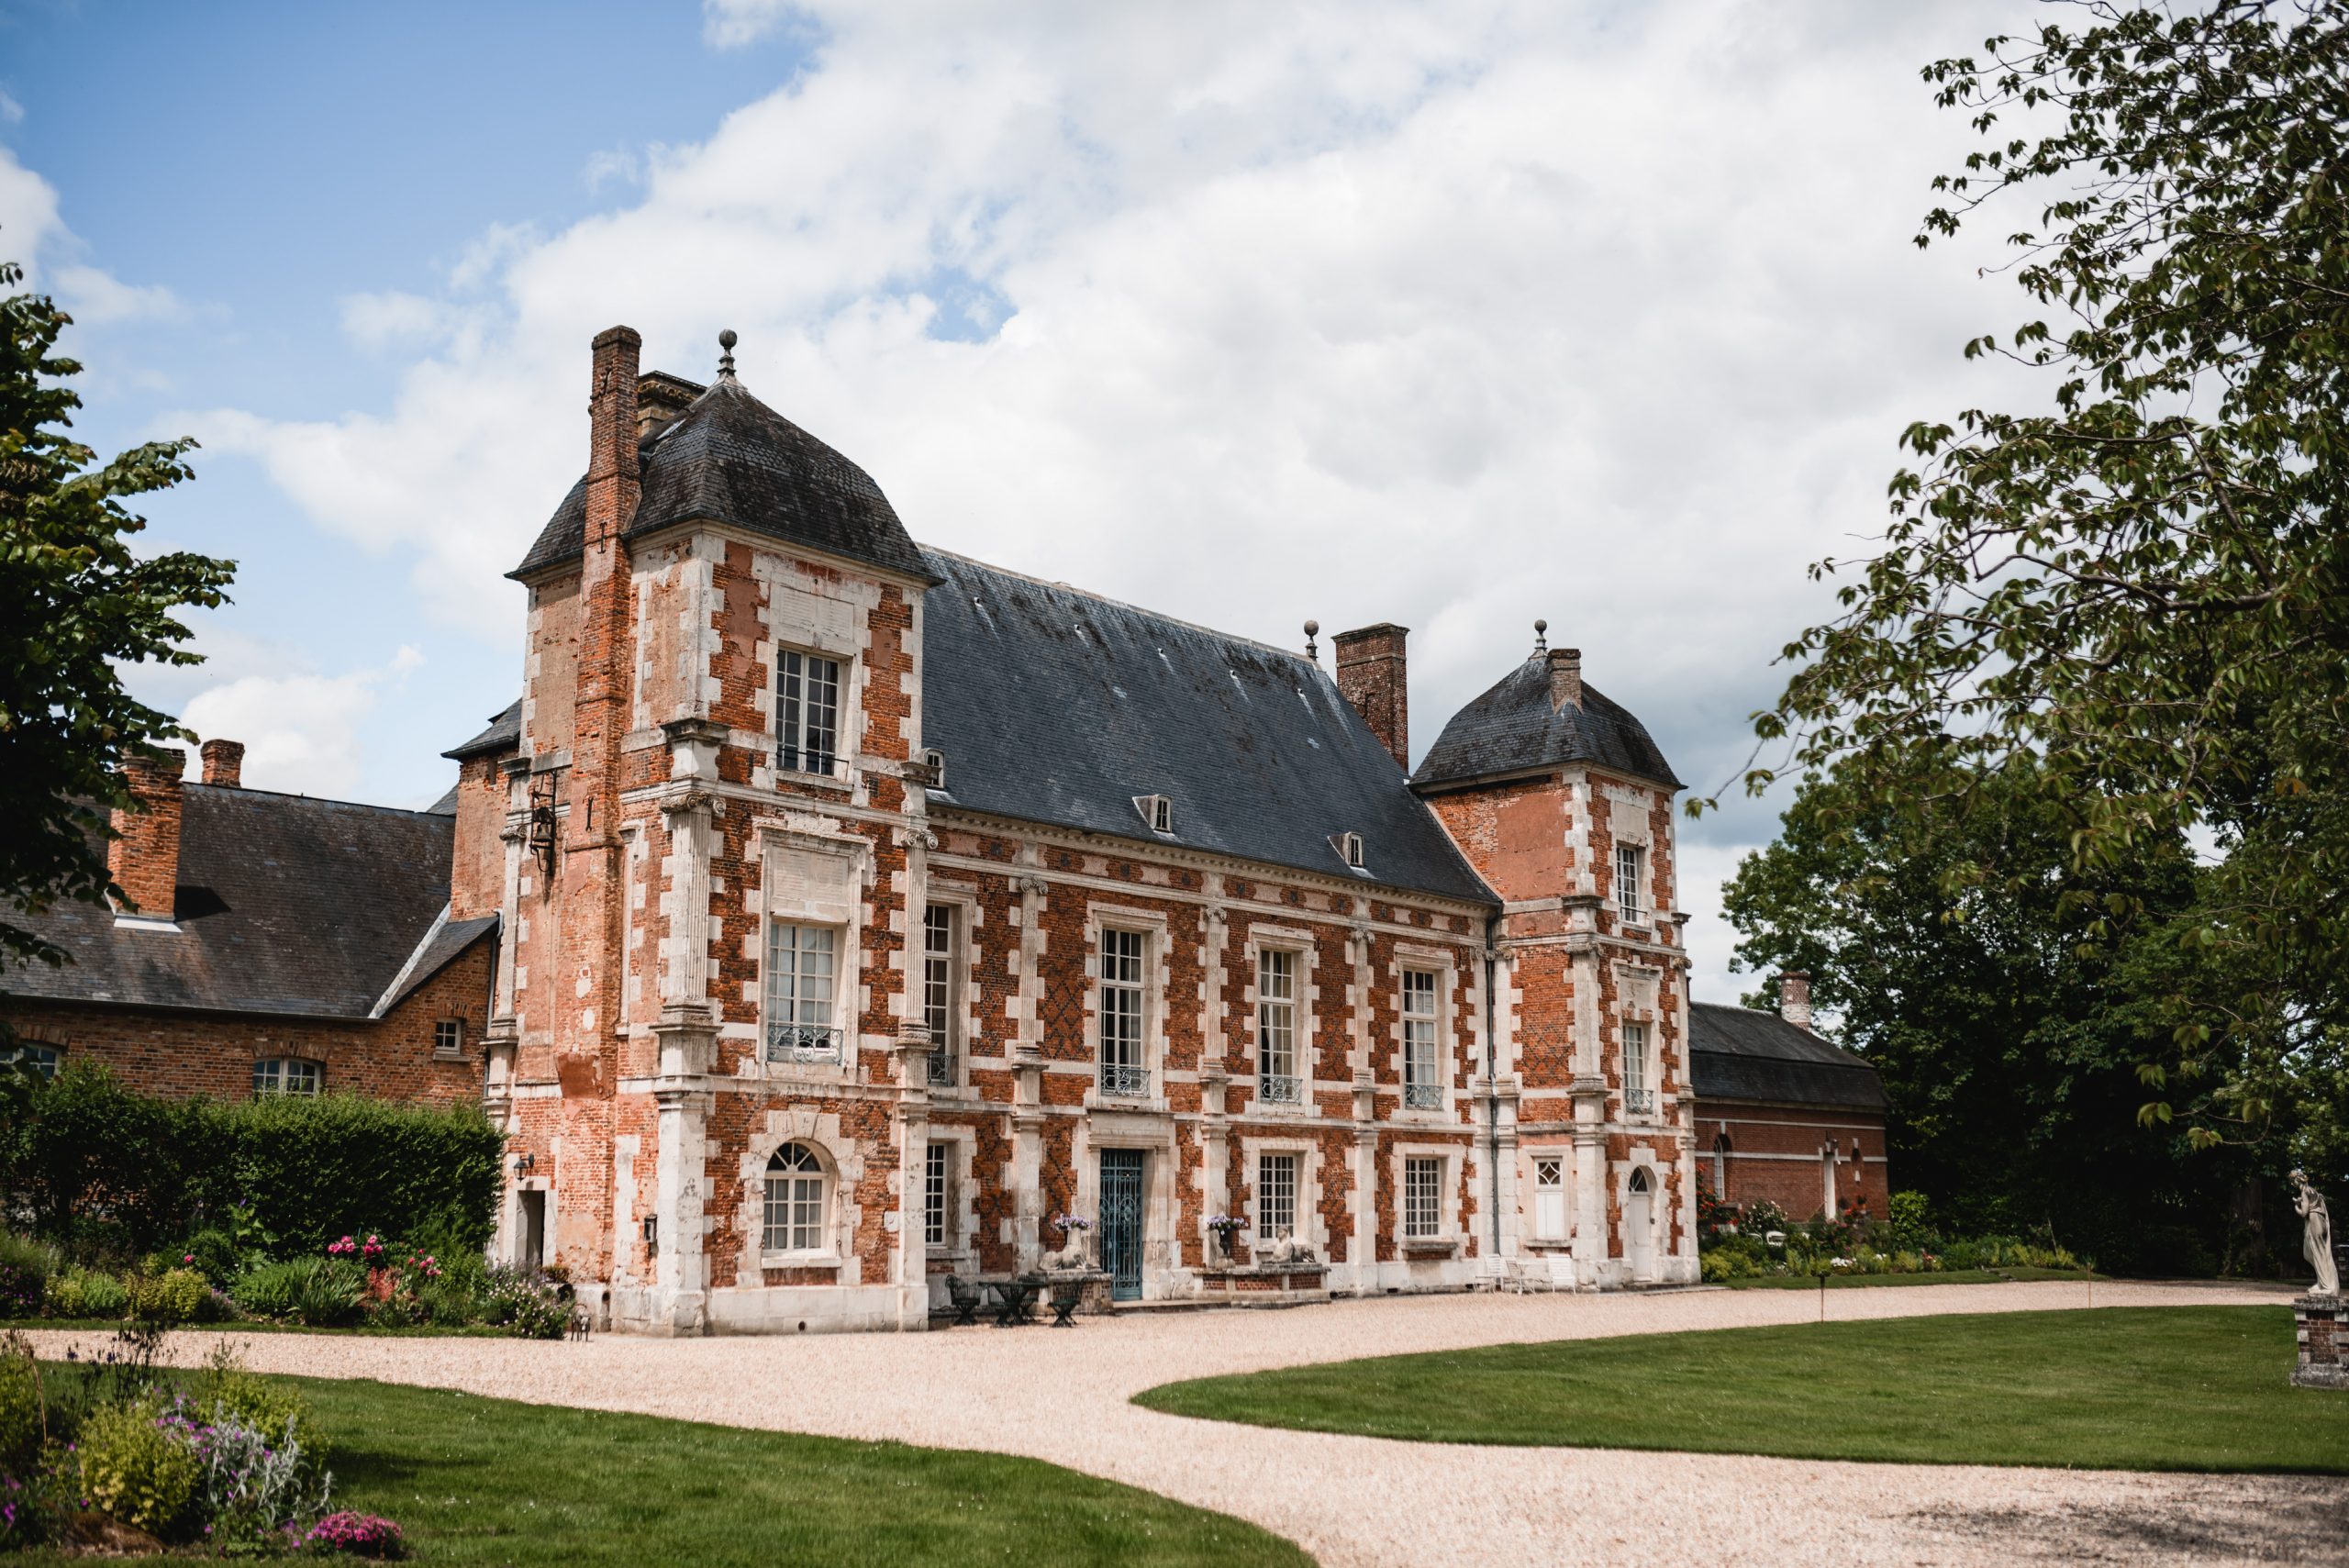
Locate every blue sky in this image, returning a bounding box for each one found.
[2,0,2026,1002]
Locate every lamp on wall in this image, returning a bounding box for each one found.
[513,1152,535,1174]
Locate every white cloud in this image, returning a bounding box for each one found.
[52,262,183,325]
[0,91,23,126]
[189,0,2034,983]
[340,290,457,350]
[0,146,183,323]
[583,146,642,193]
[174,643,426,800]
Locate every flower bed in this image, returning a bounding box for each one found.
[1696,1190,2087,1284]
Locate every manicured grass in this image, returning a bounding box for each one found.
[1723,1265,2102,1289]
[1135,1306,2349,1473]
[17,1372,1310,1566]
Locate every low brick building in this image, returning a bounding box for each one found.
[0,741,495,1106]
[1687,975,1889,1219]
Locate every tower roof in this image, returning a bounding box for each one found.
[511,374,935,584]
[1411,652,1680,791]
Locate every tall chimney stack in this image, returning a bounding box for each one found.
[1547,647,1583,710]
[109,750,186,921]
[1777,971,1813,1033]
[584,326,642,550]
[200,738,244,787]
[1332,623,1409,771]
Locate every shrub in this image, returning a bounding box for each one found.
[129,1267,210,1326]
[45,1265,127,1320]
[77,1396,202,1540]
[482,1265,569,1340]
[174,1404,331,1548]
[0,1234,52,1318]
[0,1333,46,1473]
[223,1095,502,1259]
[194,1341,326,1463]
[294,1259,368,1329]
[1885,1190,1935,1251]
[178,1228,241,1288]
[1742,1199,1790,1239]
[306,1510,406,1558]
[231,1258,308,1320]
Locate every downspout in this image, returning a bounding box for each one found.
[1484,912,1502,1258]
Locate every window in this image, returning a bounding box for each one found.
[1,1042,61,1080]
[1710,1133,1730,1198]
[432,1018,465,1060]
[1622,1020,1651,1114]
[1256,949,1299,1103]
[1403,1156,1443,1239]
[1340,832,1365,869]
[1533,1155,1566,1240]
[1257,1152,1299,1239]
[1098,929,1148,1095]
[920,747,946,788]
[924,1141,952,1248]
[1614,842,1646,924]
[763,1143,828,1253]
[1401,969,1442,1109]
[922,904,957,1084]
[1133,794,1174,835]
[776,649,842,775]
[764,921,841,1062]
[252,1058,321,1097]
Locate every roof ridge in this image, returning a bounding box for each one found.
[184,781,447,817]
[921,545,1326,673]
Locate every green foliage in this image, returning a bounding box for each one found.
[482,1265,571,1340]
[0,259,234,970]
[0,1230,52,1318]
[178,1228,240,1288]
[128,1267,208,1326]
[293,1258,368,1329]
[77,1396,201,1539]
[1885,1190,1932,1251]
[1706,0,2349,1180]
[194,1340,324,1462]
[0,1333,45,1473]
[228,1257,309,1320]
[45,1265,127,1319]
[1,1063,502,1258]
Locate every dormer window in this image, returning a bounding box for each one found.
[1329,831,1366,871]
[921,748,946,789]
[1135,794,1174,835]
[777,650,841,776]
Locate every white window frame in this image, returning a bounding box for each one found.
[924,1140,952,1248]
[1402,1155,1445,1240]
[1614,841,1647,926]
[1401,967,1443,1111]
[762,1142,829,1256]
[776,646,844,778]
[1097,926,1150,1095]
[763,919,843,1065]
[921,902,961,1086]
[1133,793,1174,835]
[1255,947,1301,1105]
[253,1057,322,1098]
[1622,1019,1652,1116]
[3,1042,61,1080]
[432,1018,466,1060]
[1255,1151,1300,1241]
[1532,1153,1567,1241]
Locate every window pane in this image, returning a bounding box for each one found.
[1257,950,1295,1084]
[1404,1157,1442,1238]
[925,1142,949,1247]
[923,905,953,1044]
[1258,1152,1298,1238]
[1100,929,1147,1083]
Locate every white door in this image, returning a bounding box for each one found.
[1626,1168,1654,1282]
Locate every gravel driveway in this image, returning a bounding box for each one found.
[32,1280,2342,1567]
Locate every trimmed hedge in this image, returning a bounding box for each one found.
[2,1062,501,1259]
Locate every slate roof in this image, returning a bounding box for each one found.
[920,550,1496,905]
[441,700,520,762]
[511,375,934,584]
[1411,654,1680,791]
[3,786,487,1021]
[1687,1001,1887,1111]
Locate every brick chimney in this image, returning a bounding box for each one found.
[1777,971,1813,1032]
[200,738,244,787]
[1332,624,1409,771]
[1547,647,1583,710]
[109,750,186,920]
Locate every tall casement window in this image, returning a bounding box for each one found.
[1622,1020,1652,1114]
[764,922,841,1063]
[1256,1152,1299,1239]
[1710,1133,1731,1198]
[924,1141,952,1248]
[252,1058,321,1098]
[776,649,842,775]
[1256,949,1300,1104]
[763,1143,828,1253]
[922,904,958,1085]
[1403,1156,1443,1239]
[1,1041,61,1080]
[1098,929,1148,1095]
[1614,842,1646,924]
[1401,969,1442,1109]
[1533,1154,1567,1240]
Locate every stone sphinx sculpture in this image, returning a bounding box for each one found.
[2292,1170,2338,1296]
[1261,1228,1319,1266]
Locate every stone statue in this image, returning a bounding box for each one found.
[1262,1228,1319,1266]
[2292,1170,2338,1296]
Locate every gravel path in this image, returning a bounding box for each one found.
[30,1280,2343,1567]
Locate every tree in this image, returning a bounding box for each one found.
[0,258,235,970]
[1720,761,2268,1273]
[1709,3,2349,1173]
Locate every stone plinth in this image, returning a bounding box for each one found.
[1041,1269,1117,1316]
[2292,1294,2346,1390]
[1198,1262,1330,1305]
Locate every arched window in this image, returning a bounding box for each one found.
[1710,1133,1731,1200]
[763,1143,828,1254]
[2,1041,61,1080]
[1628,1166,1653,1195]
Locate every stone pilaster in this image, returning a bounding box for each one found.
[2292,1295,2346,1389]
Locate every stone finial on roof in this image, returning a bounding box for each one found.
[1533,618,1548,653]
[1304,619,1319,660]
[718,328,738,381]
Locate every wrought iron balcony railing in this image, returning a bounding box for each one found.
[1097,1061,1150,1097]
[1257,1073,1303,1105]
[766,1022,846,1065]
[928,1046,955,1087]
[1402,1082,1444,1111]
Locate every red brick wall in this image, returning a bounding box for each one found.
[1692,1099,1888,1220]
[2,938,494,1107]
[447,753,509,922]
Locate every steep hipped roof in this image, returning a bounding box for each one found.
[511,375,934,584]
[920,550,1495,905]
[441,699,520,761]
[1412,654,1680,791]
[1687,1001,1887,1111]
[3,786,488,1020]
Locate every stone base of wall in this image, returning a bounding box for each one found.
[2292,1294,2346,1390]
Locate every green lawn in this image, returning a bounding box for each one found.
[1723,1265,2103,1289]
[15,1373,1310,1566]
[1135,1306,2348,1473]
